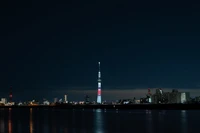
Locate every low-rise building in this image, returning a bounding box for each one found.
[43,100,50,105]
[0,98,7,105]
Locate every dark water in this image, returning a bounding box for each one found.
[0,108,199,133]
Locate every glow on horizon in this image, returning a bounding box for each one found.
[55,88,200,101]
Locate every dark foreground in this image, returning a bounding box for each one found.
[1,104,200,110]
[0,108,198,133]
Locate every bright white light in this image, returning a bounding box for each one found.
[181,93,186,103]
[149,98,152,103]
[160,90,162,94]
[98,83,101,88]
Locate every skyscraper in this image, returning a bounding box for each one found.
[97,62,102,104]
[85,95,90,104]
[64,94,68,103]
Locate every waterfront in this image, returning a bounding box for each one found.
[0,108,199,133]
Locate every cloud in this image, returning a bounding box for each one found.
[49,87,200,101]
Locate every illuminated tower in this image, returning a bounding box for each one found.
[9,86,12,103]
[97,62,102,104]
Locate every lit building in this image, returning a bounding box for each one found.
[195,96,200,102]
[151,89,190,104]
[151,88,168,104]
[135,100,140,104]
[146,88,152,103]
[29,100,39,106]
[43,101,50,105]
[79,101,84,104]
[177,92,190,104]
[1,98,7,104]
[58,99,62,103]
[64,95,68,103]
[97,62,102,104]
[18,102,23,106]
[5,102,14,106]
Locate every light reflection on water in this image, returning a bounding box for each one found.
[181,110,188,133]
[0,109,5,133]
[8,108,12,133]
[95,109,104,133]
[30,108,33,133]
[146,110,153,133]
[0,109,194,133]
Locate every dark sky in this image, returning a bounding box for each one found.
[0,0,200,101]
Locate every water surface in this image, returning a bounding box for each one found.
[0,108,198,133]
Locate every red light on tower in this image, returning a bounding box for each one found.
[98,89,101,96]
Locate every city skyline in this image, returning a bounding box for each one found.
[0,86,199,102]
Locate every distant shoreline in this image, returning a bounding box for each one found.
[0,104,200,110]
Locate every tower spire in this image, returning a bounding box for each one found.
[98,62,101,79]
[98,61,101,71]
[97,62,102,104]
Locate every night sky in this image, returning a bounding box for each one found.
[1,1,200,101]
